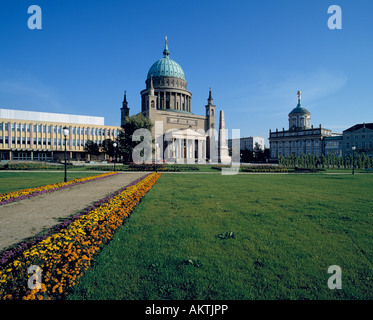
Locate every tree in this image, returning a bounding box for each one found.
[84,140,100,161]
[241,149,254,163]
[321,155,327,168]
[253,142,264,162]
[117,113,154,163]
[102,138,116,158]
[278,155,286,167]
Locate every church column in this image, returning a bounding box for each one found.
[177,138,182,160]
[174,138,178,159]
[191,139,195,160]
[187,139,193,163]
[198,139,202,160]
[172,138,176,159]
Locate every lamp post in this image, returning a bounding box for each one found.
[352,145,356,175]
[155,143,159,173]
[113,142,117,172]
[62,126,69,182]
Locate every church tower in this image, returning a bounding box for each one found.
[144,75,157,120]
[121,91,130,127]
[145,74,157,137]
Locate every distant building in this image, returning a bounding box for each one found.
[342,123,373,156]
[227,136,265,151]
[0,108,119,161]
[323,135,343,156]
[269,91,334,160]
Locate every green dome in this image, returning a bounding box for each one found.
[147,41,186,81]
[289,92,310,115]
[289,101,310,115]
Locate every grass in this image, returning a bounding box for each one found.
[0,172,101,194]
[66,173,372,300]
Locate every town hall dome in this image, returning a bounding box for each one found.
[146,39,186,81]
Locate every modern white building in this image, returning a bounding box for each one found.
[0,108,119,161]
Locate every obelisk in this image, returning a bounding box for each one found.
[218,110,232,164]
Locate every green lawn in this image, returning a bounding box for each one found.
[0,172,101,194]
[68,173,373,300]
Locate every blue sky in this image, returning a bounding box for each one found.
[0,0,372,145]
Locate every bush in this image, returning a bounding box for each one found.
[212,165,288,173]
[1,163,71,170]
[128,162,165,171]
[128,163,200,172]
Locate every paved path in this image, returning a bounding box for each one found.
[0,172,146,251]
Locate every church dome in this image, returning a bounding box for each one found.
[147,39,186,81]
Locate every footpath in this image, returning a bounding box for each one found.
[0,172,146,251]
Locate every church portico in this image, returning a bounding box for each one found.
[161,128,207,163]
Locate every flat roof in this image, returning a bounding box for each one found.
[0,108,105,126]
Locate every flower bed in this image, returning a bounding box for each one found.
[0,172,161,300]
[0,172,119,206]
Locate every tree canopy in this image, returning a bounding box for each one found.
[117,113,153,163]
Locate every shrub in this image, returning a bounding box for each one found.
[2,163,72,170]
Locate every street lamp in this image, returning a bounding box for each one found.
[155,143,159,173]
[113,142,117,172]
[352,145,356,175]
[62,126,69,182]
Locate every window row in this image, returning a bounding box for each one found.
[0,137,110,147]
[345,134,373,140]
[346,142,373,149]
[0,123,118,136]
